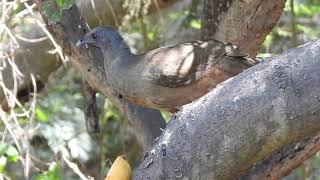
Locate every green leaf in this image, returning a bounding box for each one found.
[0,156,7,173]
[161,111,171,123]
[168,12,179,20]
[36,162,60,180]
[41,0,75,25]
[6,146,18,163]
[42,2,61,25]
[55,0,63,7]
[0,143,19,163]
[295,4,320,17]
[190,19,201,29]
[61,0,75,9]
[147,31,156,41]
[296,24,317,39]
[0,144,9,157]
[36,107,49,123]
[262,34,273,48]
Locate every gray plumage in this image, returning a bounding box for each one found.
[77,26,256,111]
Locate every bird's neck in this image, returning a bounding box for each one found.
[101,42,135,68]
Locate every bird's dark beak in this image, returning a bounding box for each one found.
[76,38,94,48]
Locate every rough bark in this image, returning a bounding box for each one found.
[34,2,166,151]
[200,0,320,177]
[83,81,100,134]
[239,132,320,179]
[132,40,320,179]
[201,0,287,57]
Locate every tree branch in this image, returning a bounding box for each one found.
[201,0,286,57]
[200,0,320,177]
[239,132,320,179]
[133,39,320,179]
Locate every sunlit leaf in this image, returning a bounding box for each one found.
[36,107,49,123]
[6,146,19,163]
[36,162,59,180]
[262,34,274,48]
[168,12,179,20]
[190,19,201,29]
[0,144,9,157]
[147,31,156,41]
[55,0,63,7]
[0,156,7,173]
[61,0,75,9]
[295,4,320,17]
[0,143,18,163]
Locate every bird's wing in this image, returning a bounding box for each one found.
[142,40,256,88]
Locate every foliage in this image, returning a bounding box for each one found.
[42,0,75,24]
[0,143,19,173]
[259,0,320,56]
[35,162,59,180]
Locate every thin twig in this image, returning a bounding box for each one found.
[15,34,48,43]
[3,24,19,47]
[63,155,93,180]
[24,74,37,180]
[90,0,102,25]
[104,0,119,26]
[0,108,22,152]
[24,2,68,63]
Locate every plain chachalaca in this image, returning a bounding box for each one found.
[76,26,257,112]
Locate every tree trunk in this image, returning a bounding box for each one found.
[202,0,286,57]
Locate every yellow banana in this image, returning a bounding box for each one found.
[105,156,132,180]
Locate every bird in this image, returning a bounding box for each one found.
[76,26,257,112]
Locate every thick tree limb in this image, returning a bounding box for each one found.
[34,2,166,151]
[200,0,320,177]
[201,0,286,57]
[239,132,320,179]
[133,40,320,179]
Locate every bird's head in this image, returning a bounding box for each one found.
[76,26,126,51]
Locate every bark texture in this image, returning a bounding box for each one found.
[83,81,100,134]
[35,2,166,151]
[133,40,320,179]
[239,132,320,179]
[201,0,286,57]
[201,0,320,178]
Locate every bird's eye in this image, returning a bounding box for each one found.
[92,33,97,39]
